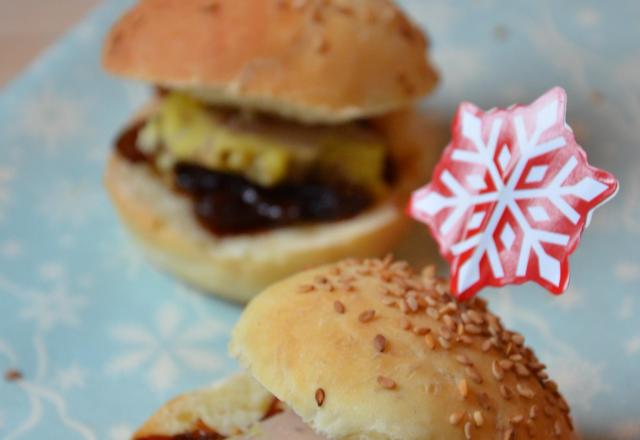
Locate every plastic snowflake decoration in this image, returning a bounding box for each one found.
[409,88,618,300]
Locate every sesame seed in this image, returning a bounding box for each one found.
[316,38,331,54]
[381,297,396,307]
[510,415,524,424]
[465,366,483,384]
[565,414,574,431]
[467,310,484,325]
[389,261,413,275]
[438,336,451,350]
[373,334,387,353]
[340,275,355,284]
[413,326,430,335]
[481,339,492,352]
[339,258,356,267]
[503,427,514,440]
[425,383,437,394]
[515,363,531,377]
[460,335,473,345]
[504,343,514,355]
[478,392,492,411]
[516,383,535,399]
[558,397,570,412]
[439,326,452,340]
[512,333,525,345]
[443,314,456,330]
[358,309,376,323]
[545,392,557,407]
[473,410,484,427]
[499,360,514,370]
[491,360,504,381]
[200,0,220,12]
[528,361,545,372]
[449,412,464,425]
[315,388,325,407]
[421,264,436,279]
[377,376,396,389]
[337,283,356,292]
[554,420,562,436]
[380,270,393,282]
[426,307,439,319]
[456,354,472,366]
[473,297,488,308]
[298,284,315,293]
[388,285,405,297]
[328,266,341,276]
[545,380,559,393]
[318,282,335,292]
[509,354,524,362]
[424,334,436,350]
[406,295,419,312]
[457,378,469,398]
[333,301,345,314]
[500,384,512,400]
[439,303,457,315]
[465,324,482,335]
[529,404,538,419]
[464,421,472,439]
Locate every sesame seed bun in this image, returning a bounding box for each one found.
[104,109,430,303]
[102,0,438,124]
[229,258,577,439]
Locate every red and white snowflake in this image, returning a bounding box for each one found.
[409,88,618,300]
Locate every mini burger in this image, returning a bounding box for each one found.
[102,0,438,302]
[132,257,577,440]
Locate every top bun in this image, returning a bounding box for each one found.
[103,0,438,123]
[231,258,577,440]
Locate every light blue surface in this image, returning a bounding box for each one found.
[0,1,638,439]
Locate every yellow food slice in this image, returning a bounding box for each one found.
[139,92,388,190]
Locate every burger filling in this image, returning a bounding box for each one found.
[136,402,328,439]
[234,409,327,439]
[115,92,394,235]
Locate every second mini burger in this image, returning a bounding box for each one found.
[103,0,438,301]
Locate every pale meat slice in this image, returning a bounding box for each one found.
[234,410,328,439]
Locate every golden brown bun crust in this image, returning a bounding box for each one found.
[133,373,274,438]
[104,108,429,303]
[231,258,577,440]
[103,0,438,123]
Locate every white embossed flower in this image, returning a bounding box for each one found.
[106,303,226,391]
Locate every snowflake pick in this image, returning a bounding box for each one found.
[409,87,618,300]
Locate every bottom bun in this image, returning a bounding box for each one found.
[105,155,411,302]
[104,109,432,303]
[133,373,274,439]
